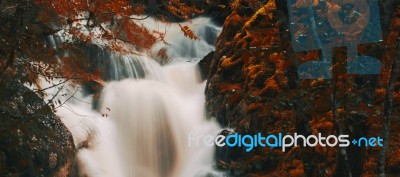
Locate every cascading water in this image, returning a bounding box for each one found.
[146,17,222,63]
[54,17,223,177]
[100,80,198,177]
[107,53,164,81]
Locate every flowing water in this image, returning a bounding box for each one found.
[53,17,223,177]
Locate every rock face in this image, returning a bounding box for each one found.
[202,0,233,26]
[206,1,300,175]
[0,78,75,176]
[198,51,215,81]
[206,0,292,128]
[206,0,400,176]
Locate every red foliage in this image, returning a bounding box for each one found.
[0,0,204,97]
[165,0,204,20]
[178,24,200,40]
[118,20,157,49]
[34,0,133,19]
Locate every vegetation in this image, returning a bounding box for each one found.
[0,0,203,107]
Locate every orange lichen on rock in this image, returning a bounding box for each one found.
[218,82,243,105]
[264,78,282,94]
[220,56,242,69]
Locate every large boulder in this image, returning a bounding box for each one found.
[0,78,75,176]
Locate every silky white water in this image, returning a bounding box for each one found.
[53,17,223,177]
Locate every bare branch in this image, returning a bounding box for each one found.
[34,79,70,93]
[54,87,79,109]
[46,82,67,105]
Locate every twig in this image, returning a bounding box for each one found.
[46,82,67,105]
[54,87,79,109]
[34,79,69,92]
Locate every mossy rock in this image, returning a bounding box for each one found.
[0,78,75,177]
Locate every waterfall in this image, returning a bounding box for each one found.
[145,17,222,63]
[99,80,196,177]
[54,17,223,177]
[107,53,164,81]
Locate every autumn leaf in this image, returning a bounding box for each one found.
[178,24,199,40]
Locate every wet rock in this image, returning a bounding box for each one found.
[0,78,75,176]
[215,130,243,165]
[199,51,215,81]
[206,0,289,130]
[203,0,232,26]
